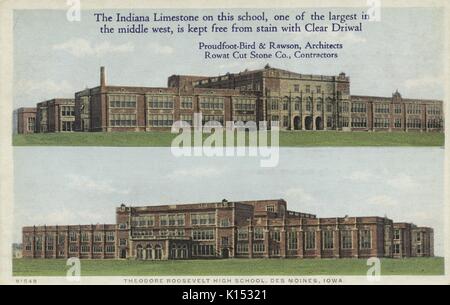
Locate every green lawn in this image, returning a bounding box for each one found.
[12,131,445,147]
[13,257,444,276]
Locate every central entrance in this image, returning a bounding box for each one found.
[305,116,313,130]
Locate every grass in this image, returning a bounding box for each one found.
[12,131,445,147]
[12,257,444,276]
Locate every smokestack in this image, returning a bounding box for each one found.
[100,66,106,87]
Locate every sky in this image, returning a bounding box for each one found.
[13,7,445,109]
[13,147,445,256]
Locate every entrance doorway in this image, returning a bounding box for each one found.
[305,116,313,130]
[221,248,229,259]
[315,117,323,130]
[293,116,301,130]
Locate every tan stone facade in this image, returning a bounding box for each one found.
[17,65,444,133]
[22,199,433,260]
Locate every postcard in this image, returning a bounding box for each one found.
[0,0,449,292]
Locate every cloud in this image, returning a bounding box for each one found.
[165,167,226,180]
[148,42,175,55]
[366,195,398,208]
[347,170,376,182]
[65,174,130,195]
[386,173,420,190]
[15,79,75,99]
[403,75,442,91]
[52,38,134,57]
[284,187,316,205]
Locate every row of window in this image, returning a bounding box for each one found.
[192,244,215,256]
[109,95,137,108]
[61,106,75,116]
[110,114,137,127]
[148,95,174,109]
[200,97,224,110]
[234,98,256,111]
[235,229,371,250]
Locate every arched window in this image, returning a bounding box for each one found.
[282,97,289,110]
[136,245,143,260]
[294,97,301,111]
[146,245,152,260]
[306,97,312,112]
[316,98,323,111]
[155,244,162,260]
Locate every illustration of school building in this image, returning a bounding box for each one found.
[22,199,433,260]
[16,65,444,134]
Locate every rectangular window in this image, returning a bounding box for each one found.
[234,98,256,111]
[192,244,215,256]
[394,104,402,114]
[80,232,89,242]
[253,242,265,253]
[202,115,224,126]
[236,243,249,254]
[106,232,115,242]
[394,118,402,128]
[254,228,264,240]
[191,213,215,226]
[148,114,173,127]
[305,231,316,250]
[192,229,215,241]
[180,96,193,109]
[271,230,281,242]
[351,103,367,113]
[238,228,248,240]
[323,231,334,249]
[305,85,310,93]
[351,117,367,128]
[81,245,90,253]
[93,245,103,253]
[109,95,137,108]
[338,102,349,113]
[69,232,77,242]
[69,245,78,253]
[375,103,390,114]
[200,97,224,110]
[27,117,36,132]
[287,231,298,250]
[394,229,400,240]
[407,118,422,129]
[294,84,300,92]
[341,230,353,249]
[407,104,421,114]
[119,239,127,246]
[109,114,137,127]
[148,95,174,109]
[374,118,390,128]
[94,233,103,242]
[359,230,372,249]
[393,244,400,254]
[105,245,115,253]
[180,114,193,125]
[316,86,321,93]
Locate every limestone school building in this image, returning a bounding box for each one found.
[17,65,444,133]
[22,199,433,260]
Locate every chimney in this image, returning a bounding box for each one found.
[100,66,106,87]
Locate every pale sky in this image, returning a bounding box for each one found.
[13,7,444,109]
[14,147,445,256]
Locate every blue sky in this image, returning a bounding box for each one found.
[13,7,444,108]
[14,147,445,256]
